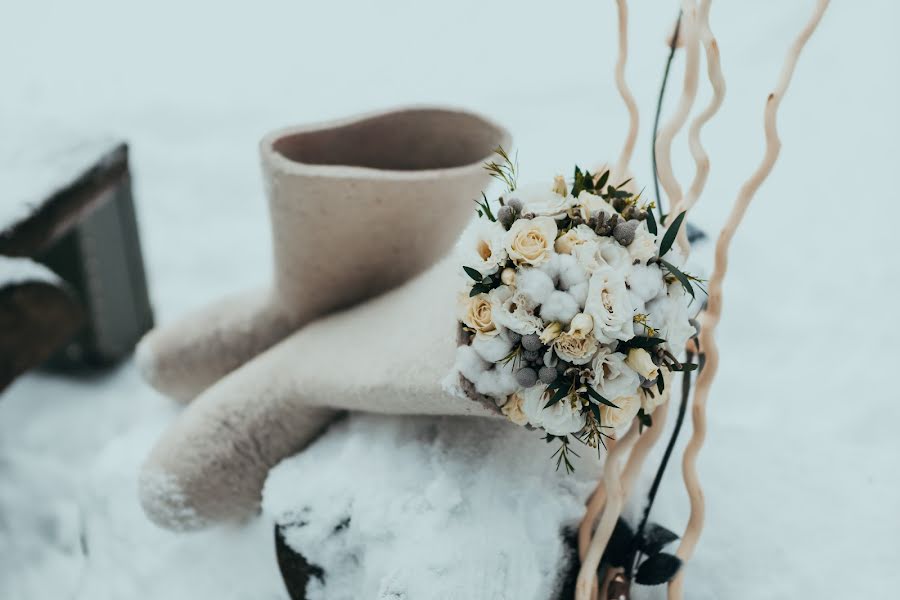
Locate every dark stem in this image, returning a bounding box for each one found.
[627,350,700,578]
[652,11,684,223]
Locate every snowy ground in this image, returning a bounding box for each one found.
[1,0,898,598]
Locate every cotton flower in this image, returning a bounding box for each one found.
[625,348,659,380]
[460,292,500,338]
[600,393,642,437]
[520,385,586,435]
[474,362,519,399]
[454,345,489,383]
[592,350,641,400]
[492,287,544,335]
[514,181,573,219]
[516,267,555,306]
[585,269,636,344]
[471,332,514,363]
[553,330,598,365]
[626,263,665,303]
[505,216,558,266]
[501,392,529,426]
[540,291,580,324]
[628,225,658,263]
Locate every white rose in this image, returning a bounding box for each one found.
[585,268,636,344]
[513,181,573,219]
[629,225,658,263]
[501,392,529,426]
[460,292,500,338]
[647,285,696,356]
[600,394,642,437]
[555,224,599,255]
[625,348,659,380]
[553,330,598,365]
[576,191,618,222]
[491,286,544,335]
[592,350,641,400]
[519,385,586,435]
[465,219,508,276]
[505,216,558,266]
[573,236,631,274]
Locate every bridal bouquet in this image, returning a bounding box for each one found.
[454,150,702,469]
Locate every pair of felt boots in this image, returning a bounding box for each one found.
[137,107,512,530]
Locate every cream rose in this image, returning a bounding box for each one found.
[460,292,499,338]
[592,350,641,400]
[553,330,598,365]
[585,268,636,344]
[642,370,671,414]
[600,394,642,437]
[505,216,558,266]
[555,224,599,255]
[626,348,659,380]
[502,392,529,426]
[514,182,573,219]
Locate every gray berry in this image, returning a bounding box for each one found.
[516,367,538,388]
[497,205,516,229]
[521,333,542,351]
[506,198,523,212]
[613,220,640,246]
[538,366,558,384]
[556,361,569,374]
[522,349,540,361]
[507,330,522,344]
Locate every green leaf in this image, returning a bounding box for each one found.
[656,374,665,394]
[545,385,570,408]
[635,553,682,586]
[639,523,680,556]
[659,211,686,257]
[463,266,483,282]
[624,337,667,349]
[596,170,610,190]
[587,386,618,409]
[659,259,696,298]
[617,177,633,188]
[646,209,658,235]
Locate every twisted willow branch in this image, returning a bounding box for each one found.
[668,2,829,597]
[613,0,639,177]
[654,0,700,221]
[673,0,726,250]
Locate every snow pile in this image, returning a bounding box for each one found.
[263,415,604,599]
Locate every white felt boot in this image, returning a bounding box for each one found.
[140,256,506,529]
[136,107,510,402]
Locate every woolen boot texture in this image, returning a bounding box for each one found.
[136,107,510,402]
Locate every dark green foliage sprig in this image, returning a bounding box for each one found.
[463,265,503,297]
[545,434,579,474]
[602,518,683,586]
[474,192,496,222]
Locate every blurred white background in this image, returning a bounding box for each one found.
[1,1,898,598]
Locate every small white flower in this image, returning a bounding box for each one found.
[568,313,594,337]
[585,268,636,344]
[505,216,558,266]
[520,385,586,435]
[628,225,658,263]
[625,348,659,380]
[514,181,573,219]
[600,394,642,437]
[539,322,563,344]
[592,350,641,400]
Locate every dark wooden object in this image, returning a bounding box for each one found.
[0,139,153,385]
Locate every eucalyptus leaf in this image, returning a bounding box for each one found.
[463,266,483,282]
[597,170,610,190]
[639,523,680,556]
[659,211,686,257]
[646,209,658,235]
[546,385,570,408]
[659,259,696,298]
